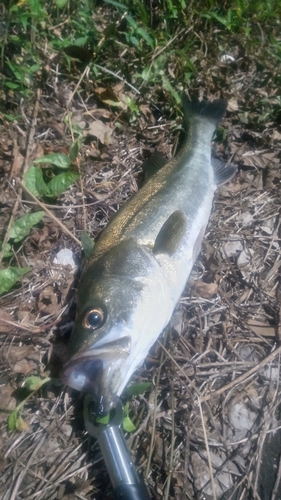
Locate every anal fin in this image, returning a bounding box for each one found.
[212,157,237,187]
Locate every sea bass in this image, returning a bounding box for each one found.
[61,97,237,413]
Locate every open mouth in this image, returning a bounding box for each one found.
[61,356,104,394]
[60,336,132,409]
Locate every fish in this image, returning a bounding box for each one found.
[61,96,237,414]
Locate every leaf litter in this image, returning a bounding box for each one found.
[1,4,281,500]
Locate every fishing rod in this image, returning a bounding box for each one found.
[84,394,151,500]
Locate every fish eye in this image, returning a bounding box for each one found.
[82,308,105,329]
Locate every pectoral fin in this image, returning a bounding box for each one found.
[153,210,187,256]
[142,151,168,182]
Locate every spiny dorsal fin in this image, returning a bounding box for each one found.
[142,151,168,182]
[211,157,237,187]
[153,210,187,256]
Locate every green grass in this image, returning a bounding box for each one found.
[1,0,281,112]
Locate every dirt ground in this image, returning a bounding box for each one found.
[1,30,281,500]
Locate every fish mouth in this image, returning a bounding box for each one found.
[61,336,131,414]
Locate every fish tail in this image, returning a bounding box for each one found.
[182,95,227,126]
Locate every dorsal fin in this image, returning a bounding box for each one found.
[142,151,168,182]
[153,210,187,256]
[211,157,237,187]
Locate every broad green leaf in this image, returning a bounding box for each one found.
[24,376,51,391]
[29,64,42,73]
[0,242,13,257]
[56,0,68,7]
[74,36,88,46]
[24,166,47,197]
[9,211,45,243]
[3,114,19,122]
[125,382,152,396]
[72,123,84,136]
[5,82,19,90]
[8,411,18,431]
[123,416,136,432]
[45,172,79,197]
[34,153,72,169]
[69,138,82,162]
[0,267,30,295]
[81,231,94,258]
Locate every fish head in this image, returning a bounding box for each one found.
[61,239,173,414]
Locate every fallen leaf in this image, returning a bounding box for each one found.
[86,120,113,145]
[15,416,29,432]
[247,319,275,337]
[241,149,279,169]
[95,87,123,108]
[195,280,218,298]
[223,236,243,258]
[14,358,38,374]
[0,385,16,424]
[38,286,58,314]
[227,98,239,112]
[0,309,18,332]
[4,345,34,365]
[237,248,255,278]
[272,129,281,141]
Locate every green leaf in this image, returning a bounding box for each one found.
[56,0,68,7]
[34,153,72,169]
[125,381,152,396]
[5,82,20,90]
[24,166,47,197]
[74,36,88,46]
[9,211,45,243]
[72,123,84,136]
[0,267,30,295]
[3,114,20,122]
[103,0,127,11]
[0,242,13,257]
[69,138,82,162]
[8,411,18,431]
[161,76,181,104]
[45,172,79,197]
[24,376,51,391]
[95,414,110,424]
[123,415,136,432]
[81,231,94,258]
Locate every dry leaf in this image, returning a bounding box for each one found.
[237,248,255,278]
[223,236,243,258]
[247,319,275,337]
[0,385,16,413]
[0,309,18,333]
[38,286,58,314]
[86,120,113,145]
[4,345,34,365]
[14,358,38,374]
[227,98,239,112]
[195,280,218,298]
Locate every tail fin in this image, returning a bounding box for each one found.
[182,95,227,126]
